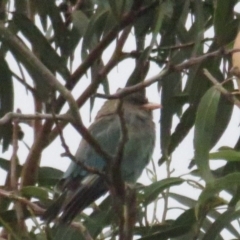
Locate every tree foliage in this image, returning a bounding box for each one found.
[0,0,240,239]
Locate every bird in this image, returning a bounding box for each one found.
[42,89,160,224]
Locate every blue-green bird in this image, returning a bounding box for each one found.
[43,90,160,224]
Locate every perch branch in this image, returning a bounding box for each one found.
[0,189,45,215]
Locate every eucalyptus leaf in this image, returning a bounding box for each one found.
[194,86,220,182]
[141,178,184,206]
[210,149,240,162]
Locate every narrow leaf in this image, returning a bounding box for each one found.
[38,167,63,186]
[214,0,238,46]
[199,173,240,204]
[21,186,49,200]
[194,86,220,182]
[210,149,240,162]
[141,178,184,206]
[13,13,70,80]
[202,209,240,240]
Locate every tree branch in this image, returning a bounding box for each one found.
[0,112,72,125]
[95,48,240,100]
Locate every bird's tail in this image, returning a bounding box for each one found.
[60,174,108,223]
[42,175,108,224]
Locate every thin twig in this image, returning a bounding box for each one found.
[203,68,240,108]
[95,68,171,100]
[95,48,240,101]
[0,112,72,125]
[152,37,214,52]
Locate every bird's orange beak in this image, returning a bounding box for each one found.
[142,102,162,110]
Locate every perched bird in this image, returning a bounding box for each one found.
[43,89,160,224]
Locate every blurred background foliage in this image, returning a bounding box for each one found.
[0,0,240,239]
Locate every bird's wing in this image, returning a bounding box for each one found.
[42,114,121,223]
[59,113,121,189]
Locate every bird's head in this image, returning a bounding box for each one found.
[122,89,161,111]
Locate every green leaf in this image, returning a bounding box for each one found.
[107,0,123,19]
[194,86,220,182]
[138,209,196,240]
[159,0,190,61]
[0,160,62,187]
[0,26,55,101]
[48,224,84,240]
[134,222,174,238]
[82,196,113,238]
[202,209,240,240]
[169,193,196,208]
[160,72,182,161]
[210,81,234,148]
[21,186,49,200]
[0,158,22,174]
[167,105,195,157]
[13,13,70,80]
[140,178,184,206]
[0,209,31,225]
[0,159,62,187]
[38,167,63,186]
[191,1,204,56]
[149,0,173,51]
[72,10,89,37]
[45,0,71,57]
[134,5,155,38]
[214,0,238,46]
[35,0,48,31]
[81,8,109,60]
[210,149,240,162]
[199,173,240,204]
[170,192,240,237]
